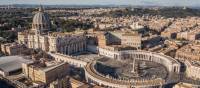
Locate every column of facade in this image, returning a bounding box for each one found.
[131,53,133,59]
[83,42,85,51]
[79,42,81,52]
[75,43,77,53]
[138,54,140,59]
[77,43,79,52]
[143,54,145,60]
[80,42,83,52]
[71,44,73,54]
[148,55,150,61]
[67,46,69,55]
[62,46,65,54]
[173,66,176,73]
[145,54,148,60]
[159,84,162,88]
[78,42,80,52]
[136,54,138,59]
[81,42,84,51]
[60,46,63,54]
[154,56,158,63]
[130,54,135,59]
[82,41,86,51]
[77,43,80,52]
[71,44,74,54]
[76,42,80,52]
[157,57,160,63]
[68,44,71,54]
[176,66,180,73]
[142,54,144,60]
[72,44,74,54]
[134,54,137,59]
[65,46,67,54]
[153,55,156,62]
[80,42,82,51]
[84,41,86,51]
[63,46,66,54]
[75,43,78,53]
[84,69,88,82]
[74,43,76,53]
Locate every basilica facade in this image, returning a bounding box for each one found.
[18,7,87,55]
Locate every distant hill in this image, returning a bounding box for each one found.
[0,4,199,9]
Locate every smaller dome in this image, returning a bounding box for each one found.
[32,6,51,31]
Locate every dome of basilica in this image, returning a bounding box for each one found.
[32,6,51,31]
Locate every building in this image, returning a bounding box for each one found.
[173,82,200,88]
[98,46,120,59]
[49,76,70,88]
[130,22,144,30]
[22,60,69,85]
[70,78,89,88]
[18,6,87,55]
[161,31,177,39]
[142,35,163,48]
[0,56,33,76]
[49,52,88,68]
[97,31,142,49]
[47,32,87,55]
[97,32,110,47]
[176,26,200,41]
[161,17,199,39]
[185,60,200,80]
[1,43,27,55]
[176,43,200,61]
[121,31,141,49]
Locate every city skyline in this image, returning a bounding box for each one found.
[0,0,200,7]
[1,0,200,88]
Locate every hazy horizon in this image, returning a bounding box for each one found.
[0,0,200,7]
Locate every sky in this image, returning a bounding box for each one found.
[0,0,200,7]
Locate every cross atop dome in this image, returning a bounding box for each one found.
[39,5,44,12]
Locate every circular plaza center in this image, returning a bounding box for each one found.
[95,57,168,80]
[84,50,181,88]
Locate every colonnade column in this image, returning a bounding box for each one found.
[68,45,71,55]
[75,44,77,53]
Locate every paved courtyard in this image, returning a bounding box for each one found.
[96,57,168,80]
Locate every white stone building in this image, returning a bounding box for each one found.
[121,32,141,49]
[185,60,200,80]
[18,6,87,55]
